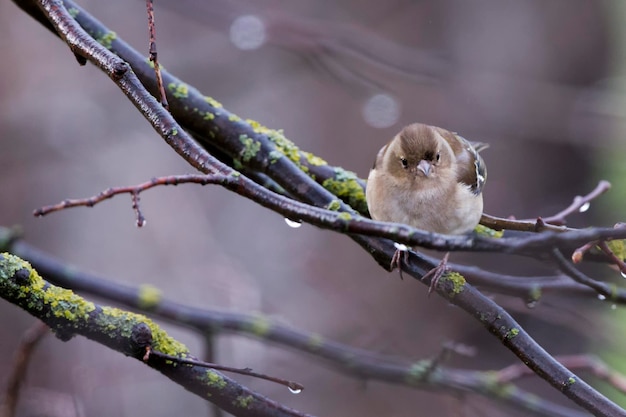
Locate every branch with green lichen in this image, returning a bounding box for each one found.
[0,240,592,417]
[12,1,626,416]
[20,0,626,272]
[0,253,310,417]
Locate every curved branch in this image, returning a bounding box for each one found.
[13,1,626,416]
[0,253,311,417]
[3,240,588,417]
[480,180,612,232]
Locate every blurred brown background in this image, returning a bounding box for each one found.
[1,1,626,416]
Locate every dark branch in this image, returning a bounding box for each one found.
[10,1,626,416]
[0,253,310,417]
[1,241,589,417]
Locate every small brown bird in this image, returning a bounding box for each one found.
[366,123,487,235]
[366,123,488,285]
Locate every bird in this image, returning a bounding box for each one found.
[366,123,487,285]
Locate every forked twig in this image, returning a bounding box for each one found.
[480,181,611,232]
[33,174,219,226]
[571,223,626,276]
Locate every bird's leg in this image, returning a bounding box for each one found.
[390,243,410,279]
[422,252,450,296]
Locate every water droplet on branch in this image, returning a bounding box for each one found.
[288,386,303,394]
[578,202,590,213]
[284,218,303,228]
[393,242,409,252]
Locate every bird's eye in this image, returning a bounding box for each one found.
[436,152,441,162]
[400,157,408,168]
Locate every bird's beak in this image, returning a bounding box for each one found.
[417,160,432,177]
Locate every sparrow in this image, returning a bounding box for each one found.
[366,123,487,235]
[366,123,487,285]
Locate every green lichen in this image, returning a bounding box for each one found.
[231,171,241,178]
[474,224,504,238]
[303,151,327,166]
[232,159,244,170]
[0,253,187,358]
[43,284,95,321]
[0,254,96,322]
[233,395,254,408]
[405,361,429,384]
[203,112,216,121]
[483,371,516,397]
[146,60,164,70]
[441,272,466,296]
[528,285,542,303]
[337,212,352,221]
[267,133,300,164]
[245,119,369,212]
[228,114,242,123]
[203,96,223,108]
[95,306,188,356]
[326,200,341,211]
[205,370,228,389]
[607,239,626,261]
[239,135,261,163]
[322,177,367,214]
[170,128,178,136]
[268,150,283,164]
[67,7,79,18]
[168,82,189,99]
[504,328,519,340]
[246,315,271,337]
[137,284,162,309]
[246,120,305,170]
[307,333,324,351]
[96,31,117,49]
[566,376,576,385]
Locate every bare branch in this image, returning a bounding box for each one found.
[480,180,612,232]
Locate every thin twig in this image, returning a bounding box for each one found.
[145,0,168,109]
[496,354,626,395]
[540,181,611,225]
[598,241,626,275]
[571,223,626,276]
[33,174,219,221]
[551,248,615,299]
[146,349,304,393]
[32,173,626,258]
[480,181,611,232]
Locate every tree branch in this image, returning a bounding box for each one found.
[0,253,310,417]
[0,241,589,417]
[8,1,626,416]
